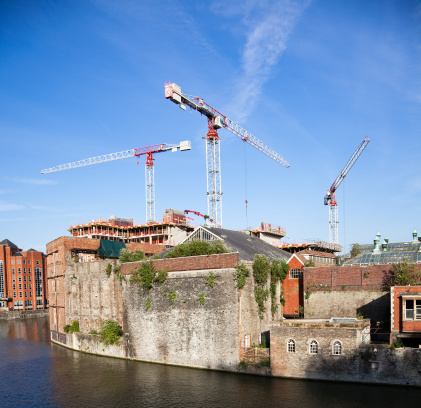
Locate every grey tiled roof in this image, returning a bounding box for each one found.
[203,227,290,262]
[0,239,18,248]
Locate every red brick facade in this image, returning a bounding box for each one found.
[121,252,240,275]
[391,286,421,334]
[0,243,48,311]
[282,255,304,317]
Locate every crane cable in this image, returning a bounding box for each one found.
[244,142,249,229]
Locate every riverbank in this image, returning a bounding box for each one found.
[0,309,49,320]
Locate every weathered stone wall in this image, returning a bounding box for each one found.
[122,265,273,371]
[304,290,389,322]
[270,322,421,386]
[64,256,124,332]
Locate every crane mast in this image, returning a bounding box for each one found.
[324,136,370,244]
[41,141,191,223]
[165,82,289,227]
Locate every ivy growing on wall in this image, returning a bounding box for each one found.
[233,262,249,289]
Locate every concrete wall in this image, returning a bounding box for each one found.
[270,321,421,386]
[0,309,49,320]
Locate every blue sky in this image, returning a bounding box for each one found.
[1,0,420,253]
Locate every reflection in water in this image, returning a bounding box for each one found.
[1,318,420,407]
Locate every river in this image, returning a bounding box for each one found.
[0,317,420,407]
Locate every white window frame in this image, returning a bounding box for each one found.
[287,339,296,353]
[244,334,251,348]
[332,341,342,355]
[402,296,421,321]
[309,340,318,354]
[290,269,302,279]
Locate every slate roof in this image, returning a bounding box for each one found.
[0,239,19,249]
[201,227,291,262]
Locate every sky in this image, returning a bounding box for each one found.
[1,0,420,254]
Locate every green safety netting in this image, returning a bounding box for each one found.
[97,239,126,259]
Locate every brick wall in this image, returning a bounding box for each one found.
[391,286,421,333]
[121,252,240,275]
[282,255,303,316]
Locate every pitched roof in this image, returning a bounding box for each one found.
[202,227,291,262]
[0,239,19,248]
[297,249,336,258]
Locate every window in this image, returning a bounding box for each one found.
[244,334,251,348]
[287,339,296,353]
[29,275,31,281]
[29,284,32,290]
[24,268,26,273]
[332,341,342,355]
[404,299,421,320]
[13,284,16,290]
[12,260,15,265]
[24,284,27,289]
[12,268,15,274]
[19,292,22,298]
[13,292,16,298]
[35,267,42,297]
[12,276,15,282]
[18,276,21,282]
[309,340,318,354]
[290,269,302,279]
[18,260,21,265]
[18,268,21,273]
[19,284,22,290]
[23,260,26,264]
[28,260,31,265]
[36,299,43,306]
[25,300,32,308]
[30,291,32,297]
[25,291,27,298]
[24,276,26,282]
[36,260,40,265]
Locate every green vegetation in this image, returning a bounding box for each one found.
[64,321,80,333]
[390,338,405,350]
[99,320,122,345]
[105,263,112,277]
[73,254,78,263]
[145,298,151,311]
[130,262,168,291]
[260,360,270,367]
[89,329,98,335]
[206,271,216,288]
[252,254,271,285]
[305,259,316,267]
[197,293,206,305]
[119,248,146,263]
[350,243,360,259]
[384,260,420,288]
[233,262,249,289]
[164,240,229,258]
[252,255,289,319]
[168,290,177,305]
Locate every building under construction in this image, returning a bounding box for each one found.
[69,209,194,247]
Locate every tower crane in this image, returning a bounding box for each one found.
[324,136,370,245]
[41,141,191,223]
[165,82,290,228]
[184,210,214,226]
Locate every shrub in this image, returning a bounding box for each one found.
[90,329,98,335]
[64,321,80,333]
[154,269,168,284]
[271,259,288,283]
[119,248,146,263]
[105,263,112,277]
[234,263,249,289]
[206,272,216,288]
[254,287,269,319]
[145,298,151,311]
[252,255,271,285]
[197,293,206,305]
[168,290,177,305]
[130,261,156,291]
[100,320,122,345]
[164,240,229,258]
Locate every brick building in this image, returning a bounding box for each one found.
[391,285,421,347]
[46,236,164,333]
[0,239,48,311]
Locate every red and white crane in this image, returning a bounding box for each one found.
[41,141,191,223]
[165,82,290,227]
[324,136,370,244]
[184,210,214,226]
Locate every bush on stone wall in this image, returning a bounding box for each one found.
[64,320,80,333]
[383,260,420,288]
[163,240,229,258]
[234,263,249,289]
[100,320,122,345]
[119,249,146,263]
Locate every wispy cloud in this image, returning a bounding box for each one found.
[10,177,57,186]
[212,0,311,121]
[0,202,25,211]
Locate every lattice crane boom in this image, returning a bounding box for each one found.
[324,136,370,244]
[165,82,290,227]
[41,141,191,223]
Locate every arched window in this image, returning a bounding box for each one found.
[287,339,295,353]
[309,340,318,354]
[333,341,342,355]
